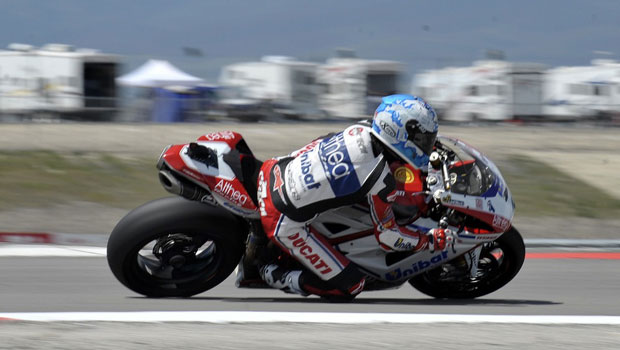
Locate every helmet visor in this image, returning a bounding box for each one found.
[407,122,437,155]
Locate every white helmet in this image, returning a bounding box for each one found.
[370,94,438,169]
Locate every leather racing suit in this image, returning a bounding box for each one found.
[256,124,434,296]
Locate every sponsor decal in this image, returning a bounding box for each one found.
[386,190,405,202]
[493,215,511,231]
[220,200,254,216]
[182,168,202,180]
[448,199,465,206]
[202,131,236,141]
[487,200,496,213]
[214,179,248,206]
[385,251,449,280]
[393,237,414,250]
[300,153,321,190]
[348,126,368,153]
[379,121,397,138]
[321,134,352,179]
[319,132,360,196]
[482,179,503,198]
[287,232,333,275]
[272,165,286,204]
[292,139,321,157]
[475,198,483,210]
[286,171,301,200]
[394,166,415,184]
[257,171,268,216]
[348,127,365,136]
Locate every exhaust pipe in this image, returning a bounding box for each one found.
[158,170,210,201]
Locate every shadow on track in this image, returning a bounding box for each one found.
[131,296,560,306]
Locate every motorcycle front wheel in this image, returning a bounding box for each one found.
[107,197,246,297]
[408,226,525,299]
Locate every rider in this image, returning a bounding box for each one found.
[256,94,455,298]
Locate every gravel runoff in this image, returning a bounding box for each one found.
[0,122,619,239]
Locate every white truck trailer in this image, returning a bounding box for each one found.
[412,60,546,121]
[543,59,620,120]
[317,57,403,119]
[218,56,322,119]
[0,43,119,120]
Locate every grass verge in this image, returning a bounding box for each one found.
[500,155,620,219]
[0,151,166,210]
[1,151,619,218]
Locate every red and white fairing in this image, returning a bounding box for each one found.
[161,131,259,218]
[433,136,515,238]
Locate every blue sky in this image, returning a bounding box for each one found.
[1,0,619,81]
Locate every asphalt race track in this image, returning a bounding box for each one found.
[1,247,620,349]
[1,251,620,315]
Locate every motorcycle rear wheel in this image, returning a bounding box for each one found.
[408,227,525,299]
[107,197,246,297]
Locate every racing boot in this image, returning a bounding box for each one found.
[297,264,366,302]
[260,264,366,300]
[259,264,309,296]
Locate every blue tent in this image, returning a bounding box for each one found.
[151,86,218,122]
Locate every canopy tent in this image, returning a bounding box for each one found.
[116,59,204,87]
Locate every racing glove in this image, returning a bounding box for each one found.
[427,228,456,253]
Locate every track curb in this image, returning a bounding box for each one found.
[0,232,108,246]
[524,239,620,248]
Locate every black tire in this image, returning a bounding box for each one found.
[106,197,246,297]
[409,227,526,299]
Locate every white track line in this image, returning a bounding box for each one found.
[2,312,620,324]
[0,244,106,257]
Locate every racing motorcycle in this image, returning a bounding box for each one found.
[107,128,525,300]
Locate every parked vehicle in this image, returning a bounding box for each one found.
[412,60,546,121]
[543,59,620,120]
[107,129,525,300]
[0,43,119,119]
[318,57,403,119]
[218,56,322,119]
